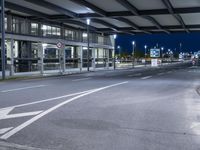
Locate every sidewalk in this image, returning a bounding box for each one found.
[0,67,114,80]
[0,61,188,80]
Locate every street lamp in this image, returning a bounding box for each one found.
[144,45,147,66]
[113,34,117,70]
[86,18,90,71]
[117,45,121,63]
[132,41,135,68]
[161,47,164,64]
[117,45,121,56]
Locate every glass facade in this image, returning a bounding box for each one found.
[0,13,114,74]
[31,23,38,36]
[3,14,112,46]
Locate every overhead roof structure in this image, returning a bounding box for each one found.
[4,0,200,35]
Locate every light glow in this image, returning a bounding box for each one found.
[86,19,91,25]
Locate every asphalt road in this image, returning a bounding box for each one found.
[0,62,200,150]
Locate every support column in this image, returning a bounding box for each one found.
[78,46,83,72]
[92,48,96,71]
[106,49,109,69]
[10,39,14,76]
[38,42,44,75]
[112,49,115,70]
[59,45,66,74]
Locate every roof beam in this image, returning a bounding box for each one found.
[143,16,170,34]
[161,0,189,33]
[114,17,151,34]
[5,2,49,18]
[114,17,139,30]
[69,0,107,17]
[92,18,118,31]
[77,6,200,18]
[116,0,170,34]
[24,0,77,18]
[59,0,149,34]
[69,0,139,34]
[5,2,98,33]
[62,20,97,31]
[98,24,200,32]
[116,0,139,15]
[8,0,98,32]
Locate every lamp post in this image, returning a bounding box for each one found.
[179,43,182,54]
[144,45,147,66]
[86,18,90,71]
[117,45,121,63]
[1,0,5,80]
[161,47,164,65]
[132,41,135,68]
[113,34,117,70]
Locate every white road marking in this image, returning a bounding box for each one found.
[0,141,46,150]
[0,127,13,134]
[72,78,91,82]
[167,71,172,73]
[0,81,128,139]
[141,76,152,80]
[1,85,47,93]
[190,122,200,129]
[157,72,165,76]
[0,108,13,116]
[0,89,96,111]
[128,73,142,77]
[0,107,43,120]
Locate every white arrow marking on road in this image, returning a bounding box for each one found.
[0,108,43,120]
[0,127,13,134]
[0,81,128,140]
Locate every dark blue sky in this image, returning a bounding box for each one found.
[115,32,200,54]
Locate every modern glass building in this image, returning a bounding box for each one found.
[1,0,199,77]
[0,13,114,76]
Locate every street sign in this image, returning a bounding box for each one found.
[56,42,64,49]
[150,49,160,58]
[151,59,158,67]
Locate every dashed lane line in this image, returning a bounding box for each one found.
[1,85,47,93]
[141,76,152,80]
[128,73,142,77]
[72,78,91,82]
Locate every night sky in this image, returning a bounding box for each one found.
[115,32,200,54]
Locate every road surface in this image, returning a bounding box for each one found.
[0,63,200,150]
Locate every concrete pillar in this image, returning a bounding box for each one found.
[10,39,14,76]
[78,46,83,72]
[59,46,66,74]
[112,49,115,70]
[92,48,96,71]
[106,49,109,69]
[38,42,44,75]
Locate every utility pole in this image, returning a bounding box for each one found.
[1,0,6,80]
